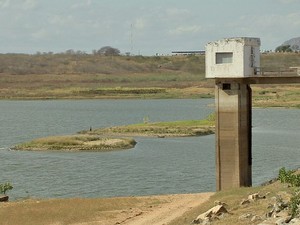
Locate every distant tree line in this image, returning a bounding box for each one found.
[0,49,204,75]
[92,46,120,56]
[275,44,300,53]
[35,46,121,56]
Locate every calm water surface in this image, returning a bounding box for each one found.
[0,100,299,200]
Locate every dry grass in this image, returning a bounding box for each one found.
[85,118,215,137]
[0,180,295,225]
[169,181,293,225]
[252,84,300,108]
[14,135,136,151]
[0,196,165,225]
[0,53,299,103]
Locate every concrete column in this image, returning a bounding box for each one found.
[215,81,252,191]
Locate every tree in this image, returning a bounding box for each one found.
[275,45,293,52]
[0,182,13,195]
[95,46,120,56]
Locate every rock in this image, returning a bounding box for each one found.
[202,217,212,225]
[240,198,251,205]
[193,205,228,224]
[251,215,263,222]
[194,211,210,222]
[214,200,228,207]
[248,192,266,201]
[210,204,228,215]
[261,211,292,225]
[266,198,289,219]
[289,218,300,224]
[266,209,274,218]
[248,193,260,200]
[276,210,290,220]
[239,213,252,220]
[257,218,278,225]
[0,195,9,202]
[275,217,288,225]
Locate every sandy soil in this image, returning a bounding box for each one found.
[73,193,213,225]
[121,193,213,225]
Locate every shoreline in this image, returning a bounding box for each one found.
[1,175,297,225]
[0,97,299,109]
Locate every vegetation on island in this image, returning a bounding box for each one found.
[13,114,215,151]
[81,116,215,138]
[13,135,136,152]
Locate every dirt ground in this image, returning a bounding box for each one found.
[0,193,213,225]
[72,193,213,225]
[120,193,213,225]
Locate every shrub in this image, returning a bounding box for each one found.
[0,182,13,195]
[278,167,300,187]
[278,168,300,218]
[289,190,300,218]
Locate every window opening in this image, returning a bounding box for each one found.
[216,52,233,64]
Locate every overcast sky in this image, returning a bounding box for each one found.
[1,0,299,55]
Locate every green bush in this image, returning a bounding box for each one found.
[289,190,300,218]
[0,182,13,195]
[278,168,300,218]
[278,167,300,187]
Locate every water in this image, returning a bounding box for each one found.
[0,100,299,200]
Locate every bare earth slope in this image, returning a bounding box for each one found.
[71,193,213,225]
[121,193,213,225]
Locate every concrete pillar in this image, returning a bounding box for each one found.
[215,81,252,191]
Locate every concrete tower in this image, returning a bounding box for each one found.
[205,37,260,190]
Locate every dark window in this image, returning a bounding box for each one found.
[222,83,231,90]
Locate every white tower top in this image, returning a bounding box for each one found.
[205,37,261,78]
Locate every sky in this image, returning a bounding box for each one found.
[0,0,300,55]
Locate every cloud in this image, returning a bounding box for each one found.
[71,0,92,9]
[287,12,300,26]
[0,0,37,10]
[48,15,74,26]
[169,25,202,35]
[31,28,49,39]
[0,0,11,8]
[278,0,298,3]
[23,0,37,10]
[166,8,189,17]
[134,18,146,30]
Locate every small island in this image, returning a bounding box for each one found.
[13,115,215,152]
[13,135,137,152]
[81,119,215,138]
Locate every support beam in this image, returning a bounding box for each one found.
[215,82,252,190]
[216,76,300,85]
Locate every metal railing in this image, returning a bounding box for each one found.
[254,67,300,76]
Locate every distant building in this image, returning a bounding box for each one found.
[172,50,205,55]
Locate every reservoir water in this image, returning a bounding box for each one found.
[0,99,299,200]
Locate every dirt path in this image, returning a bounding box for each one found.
[120,193,213,225]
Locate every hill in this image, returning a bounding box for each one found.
[0,53,299,108]
[282,37,300,51]
[0,54,204,76]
